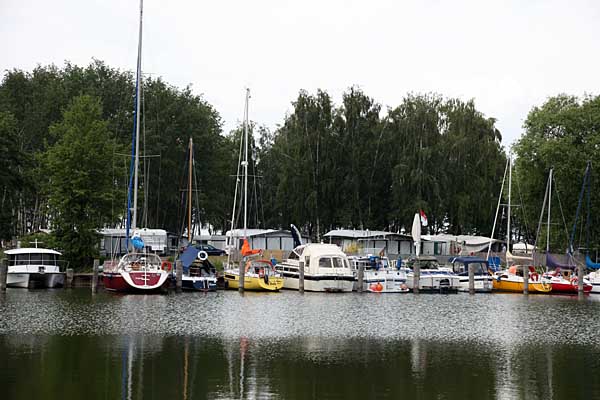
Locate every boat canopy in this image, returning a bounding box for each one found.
[546,253,575,270]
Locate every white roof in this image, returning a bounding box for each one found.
[5,248,62,255]
[100,228,167,236]
[421,234,496,246]
[226,229,299,238]
[323,229,405,239]
[294,243,346,257]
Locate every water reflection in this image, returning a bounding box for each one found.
[2,290,600,399]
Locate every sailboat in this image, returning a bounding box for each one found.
[538,166,592,293]
[176,138,218,291]
[103,0,169,292]
[490,156,551,293]
[223,89,284,291]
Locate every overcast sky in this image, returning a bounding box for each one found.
[2,0,599,147]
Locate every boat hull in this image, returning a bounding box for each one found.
[548,281,592,294]
[357,270,409,293]
[492,277,552,293]
[224,273,284,291]
[458,275,494,293]
[280,272,354,292]
[182,276,218,291]
[406,274,461,293]
[7,272,65,289]
[103,271,169,293]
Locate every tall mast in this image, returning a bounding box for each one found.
[506,154,512,251]
[243,88,250,240]
[188,138,193,242]
[546,168,553,254]
[132,0,143,232]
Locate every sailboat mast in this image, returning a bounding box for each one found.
[506,154,512,251]
[547,169,553,254]
[243,88,250,240]
[132,0,143,232]
[188,138,193,242]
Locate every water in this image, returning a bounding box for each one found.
[1,289,600,399]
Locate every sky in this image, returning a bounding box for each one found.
[2,0,599,147]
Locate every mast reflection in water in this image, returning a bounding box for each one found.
[2,289,600,399]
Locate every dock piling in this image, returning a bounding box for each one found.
[66,268,74,288]
[238,259,245,292]
[357,263,364,293]
[0,258,7,291]
[298,261,305,293]
[413,263,420,294]
[468,263,475,295]
[91,259,99,293]
[523,269,529,295]
[176,260,183,292]
[578,262,584,293]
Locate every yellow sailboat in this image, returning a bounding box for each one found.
[492,263,551,293]
[224,257,284,291]
[223,89,284,292]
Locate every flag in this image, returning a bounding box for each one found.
[419,210,428,226]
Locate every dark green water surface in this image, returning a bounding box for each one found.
[1,289,599,399]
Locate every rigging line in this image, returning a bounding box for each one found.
[552,174,571,252]
[193,145,202,238]
[533,171,551,259]
[486,156,509,260]
[226,122,246,268]
[514,163,532,245]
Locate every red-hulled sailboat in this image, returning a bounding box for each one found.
[102,0,169,293]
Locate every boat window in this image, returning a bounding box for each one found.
[42,254,57,265]
[319,257,332,268]
[332,257,345,269]
[305,256,310,268]
[16,254,30,265]
[30,253,43,264]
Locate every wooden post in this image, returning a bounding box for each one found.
[238,259,245,292]
[66,268,74,288]
[0,258,7,292]
[176,260,183,292]
[298,261,305,293]
[523,267,529,295]
[357,263,364,293]
[413,263,420,294]
[91,259,99,293]
[468,263,475,295]
[578,262,584,293]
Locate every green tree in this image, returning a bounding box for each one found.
[45,95,124,269]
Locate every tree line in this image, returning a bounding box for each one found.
[1,60,598,267]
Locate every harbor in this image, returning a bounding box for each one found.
[1,288,600,399]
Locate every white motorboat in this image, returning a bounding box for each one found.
[275,243,354,292]
[348,254,409,293]
[448,256,494,292]
[404,256,461,293]
[5,247,65,288]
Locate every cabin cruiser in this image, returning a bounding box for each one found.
[404,256,460,293]
[448,256,494,292]
[348,254,409,292]
[5,247,65,288]
[275,243,354,292]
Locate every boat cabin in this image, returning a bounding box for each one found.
[5,248,62,272]
[448,256,490,275]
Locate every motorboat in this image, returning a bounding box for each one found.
[448,256,493,292]
[4,247,65,288]
[348,254,409,292]
[404,256,460,293]
[177,246,218,291]
[275,243,355,292]
[103,251,170,292]
[224,258,284,291]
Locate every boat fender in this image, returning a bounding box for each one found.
[161,261,172,272]
[198,251,209,261]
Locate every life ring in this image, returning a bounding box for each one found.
[571,277,578,286]
[197,251,208,261]
[161,260,172,272]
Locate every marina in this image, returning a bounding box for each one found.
[2,288,600,399]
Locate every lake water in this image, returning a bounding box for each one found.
[1,289,600,399]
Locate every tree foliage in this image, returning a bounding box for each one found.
[513,94,600,253]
